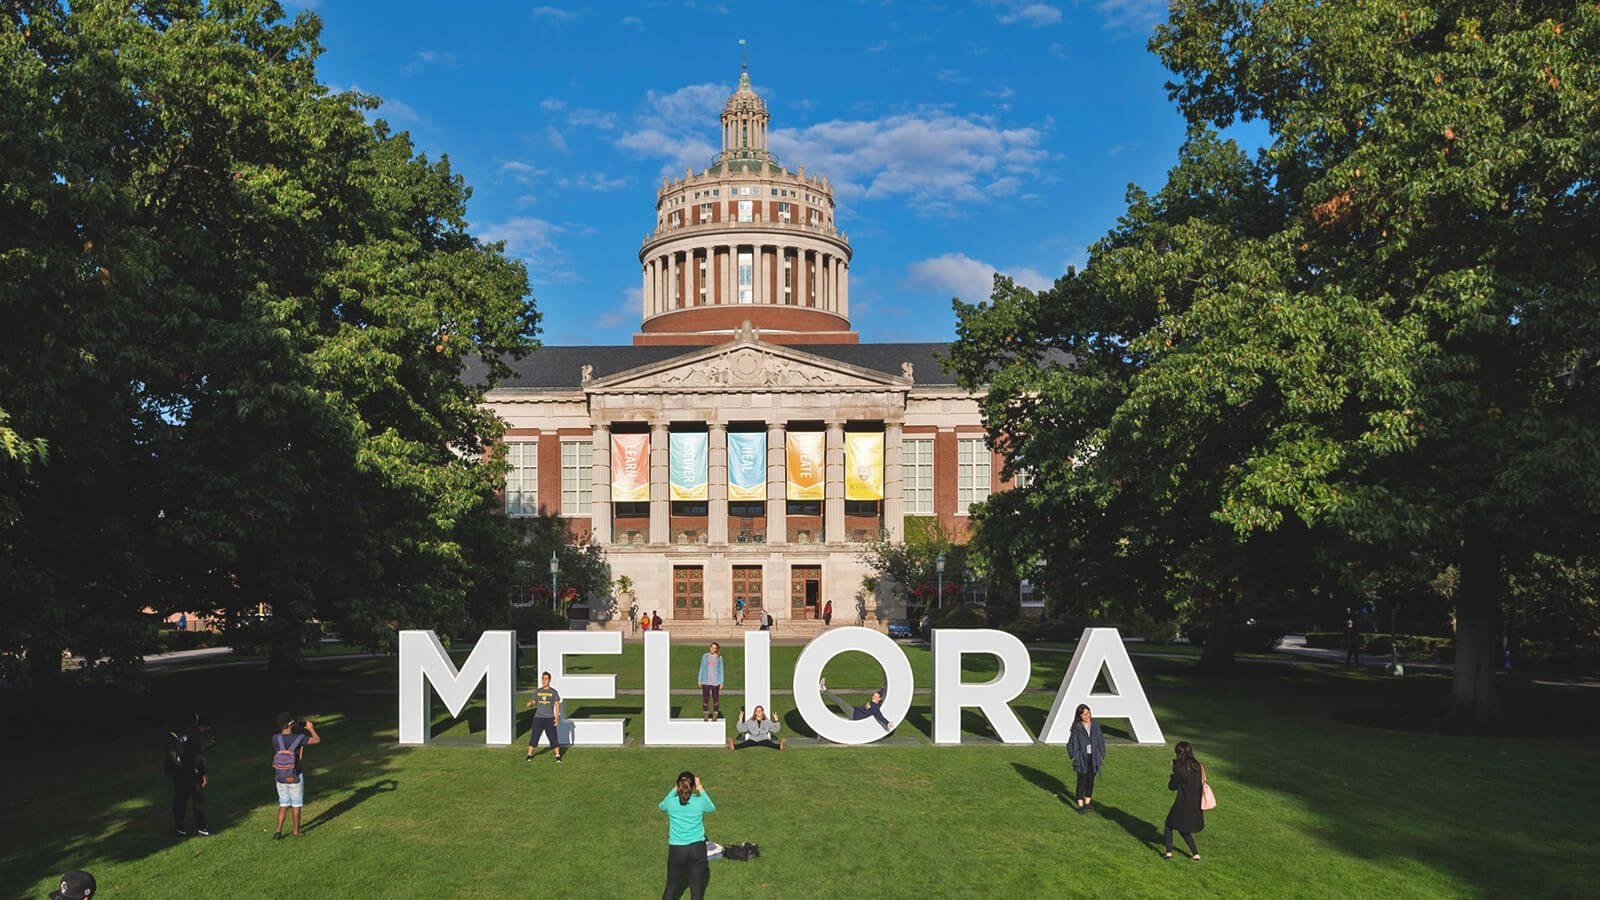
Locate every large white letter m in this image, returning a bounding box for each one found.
[398,630,514,745]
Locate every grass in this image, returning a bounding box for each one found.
[3,642,1596,898]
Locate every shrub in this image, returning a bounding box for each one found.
[932,602,987,630]
[1182,622,1285,652]
[510,604,567,639]
[1004,617,1090,643]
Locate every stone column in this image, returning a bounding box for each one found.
[797,249,810,308]
[824,419,845,544]
[884,422,903,542]
[649,422,669,545]
[641,264,651,320]
[720,246,732,306]
[766,421,786,544]
[756,244,768,306]
[591,422,612,544]
[839,261,849,320]
[708,421,728,544]
[819,254,830,312]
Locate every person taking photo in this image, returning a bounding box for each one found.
[272,713,321,839]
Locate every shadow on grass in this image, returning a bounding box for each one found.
[1011,763,1073,807]
[302,778,398,832]
[1094,803,1164,853]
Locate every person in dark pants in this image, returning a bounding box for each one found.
[659,770,714,900]
[1067,703,1105,813]
[169,713,212,837]
[822,600,833,626]
[1344,611,1362,666]
[524,671,563,762]
[1164,741,1206,860]
[821,682,894,731]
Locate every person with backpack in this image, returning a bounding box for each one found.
[167,713,212,837]
[272,712,322,839]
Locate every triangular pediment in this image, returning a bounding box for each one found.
[589,333,908,393]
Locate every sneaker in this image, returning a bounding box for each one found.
[273,832,284,840]
[524,754,533,762]
[554,755,563,763]
[818,677,827,692]
[196,828,212,836]
[175,828,189,837]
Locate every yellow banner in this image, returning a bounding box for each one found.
[785,432,825,501]
[845,432,884,501]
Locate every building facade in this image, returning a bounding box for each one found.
[481,66,1014,633]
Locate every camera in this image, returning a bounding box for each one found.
[292,719,310,735]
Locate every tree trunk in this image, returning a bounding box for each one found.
[27,639,63,699]
[1196,595,1236,673]
[1445,527,1503,724]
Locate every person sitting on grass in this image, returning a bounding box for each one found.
[728,705,786,750]
[820,679,893,731]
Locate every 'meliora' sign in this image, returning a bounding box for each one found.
[398,627,1164,747]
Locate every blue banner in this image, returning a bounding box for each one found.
[669,432,709,501]
[727,431,767,501]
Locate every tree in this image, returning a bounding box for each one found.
[952,2,1600,720]
[1,1,537,683]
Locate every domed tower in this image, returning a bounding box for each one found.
[636,64,855,346]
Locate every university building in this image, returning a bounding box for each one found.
[479,66,1021,634]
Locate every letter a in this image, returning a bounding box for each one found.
[1039,628,1164,745]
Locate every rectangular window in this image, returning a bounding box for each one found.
[561,440,592,516]
[778,202,791,224]
[957,438,992,513]
[699,203,712,223]
[1013,467,1034,489]
[902,439,933,515]
[737,199,753,223]
[738,250,753,303]
[783,256,792,304]
[505,441,538,517]
[698,256,708,305]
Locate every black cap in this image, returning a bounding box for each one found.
[49,870,95,899]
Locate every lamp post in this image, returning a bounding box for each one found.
[936,553,946,611]
[549,551,560,613]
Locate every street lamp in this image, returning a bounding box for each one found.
[549,551,560,613]
[936,554,946,611]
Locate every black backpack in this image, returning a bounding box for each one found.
[721,842,761,861]
[162,730,184,776]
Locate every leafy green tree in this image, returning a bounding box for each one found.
[1,1,537,683]
[952,3,1600,720]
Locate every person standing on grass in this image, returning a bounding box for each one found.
[169,713,212,837]
[659,770,714,900]
[1344,610,1362,667]
[698,642,725,721]
[823,599,833,627]
[272,713,321,839]
[1067,704,1105,813]
[1163,741,1206,860]
[728,705,785,750]
[524,671,563,763]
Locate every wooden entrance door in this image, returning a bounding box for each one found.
[790,565,822,619]
[673,566,704,619]
[731,565,762,615]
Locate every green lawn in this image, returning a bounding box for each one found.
[4,644,1594,897]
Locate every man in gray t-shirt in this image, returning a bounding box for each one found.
[524,671,563,762]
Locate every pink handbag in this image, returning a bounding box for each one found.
[1200,764,1217,810]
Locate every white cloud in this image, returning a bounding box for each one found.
[1094,0,1166,31]
[598,287,643,329]
[499,160,546,186]
[769,111,1048,213]
[615,82,730,174]
[567,108,617,130]
[478,216,578,284]
[559,172,631,191]
[620,15,643,26]
[378,97,420,123]
[991,2,1062,27]
[531,5,578,22]
[402,50,457,75]
[540,97,566,112]
[934,68,971,85]
[903,253,1052,302]
[544,125,569,154]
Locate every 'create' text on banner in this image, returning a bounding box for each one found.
[669,431,709,501]
[727,431,767,501]
[845,431,884,501]
[785,431,825,500]
[610,433,649,503]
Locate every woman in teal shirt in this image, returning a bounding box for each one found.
[659,771,715,900]
[698,642,725,721]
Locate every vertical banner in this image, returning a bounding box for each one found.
[669,431,709,501]
[610,433,650,502]
[845,432,884,501]
[786,432,825,500]
[727,431,767,501]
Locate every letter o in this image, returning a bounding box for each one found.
[791,627,913,744]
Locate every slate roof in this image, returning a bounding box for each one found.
[466,342,962,390]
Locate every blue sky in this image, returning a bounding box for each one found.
[294,0,1189,346]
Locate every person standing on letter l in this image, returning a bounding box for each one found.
[525,672,563,763]
[1067,704,1105,814]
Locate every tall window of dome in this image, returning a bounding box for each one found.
[737,250,753,303]
[737,200,753,223]
[778,202,790,224]
[698,256,708,305]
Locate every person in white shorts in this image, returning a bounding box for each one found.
[272,712,322,838]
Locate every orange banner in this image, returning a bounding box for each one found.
[786,432,825,501]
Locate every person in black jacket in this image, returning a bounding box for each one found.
[169,713,212,837]
[1067,704,1106,813]
[1164,741,1206,860]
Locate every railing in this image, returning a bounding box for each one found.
[641,217,851,249]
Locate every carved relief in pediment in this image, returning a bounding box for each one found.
[654,349,838,388]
